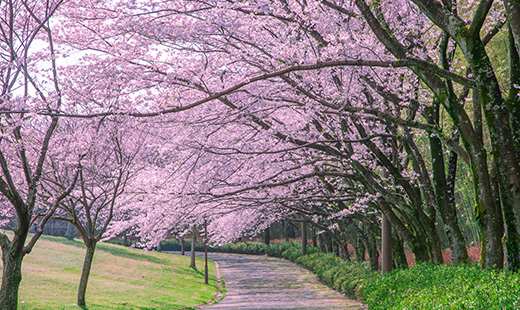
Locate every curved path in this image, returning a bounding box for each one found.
[198,252,366,310]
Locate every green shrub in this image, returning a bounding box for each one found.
[281,247,302,261]
[296,252,378,300]
[265,241,300,257]
[362,263,520,309]
[214,242,267,255]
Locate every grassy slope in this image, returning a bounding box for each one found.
[2,235,217,310]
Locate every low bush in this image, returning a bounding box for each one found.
[213,242,267,255]
[281,245,320,262]
[296,252,378,300]
[362,263,520,309]
[265,241,300,257]
[159,239,268,255]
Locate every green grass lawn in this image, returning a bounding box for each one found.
[1,235,217,310]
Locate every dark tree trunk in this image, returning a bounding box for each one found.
[312,227,317,248]
[378,199,430,262]
[264,227,271,245]
[355,239,366,263]
[190,226,197,270]
[392,232,408,270]
[328,233,335,256]
[283,220,290,242]
[181,237,185,256]
[0,215,30,310]
[0,247,24,310]
[301,222,307,256]
[381,215,392,273]
[429,104,468,264]
[77,244,96,307]
[338,232,350,261]
[502,28,520,273]
[367,233,379,271]
[318,233,327,252]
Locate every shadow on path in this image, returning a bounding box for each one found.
[173,252,367,310]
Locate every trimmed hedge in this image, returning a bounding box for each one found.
[158,239,316,257]
[362,263,520,309]
[296,252,378,300]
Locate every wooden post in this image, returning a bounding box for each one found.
[382,215,392,274]
[301,221,307,256]
[204,219,208,285]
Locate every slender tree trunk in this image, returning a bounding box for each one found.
[190,226,198,270]
[301,222,307,256]
[204,220,208,285]
[429,107,468,264]
[264,227,271,245]
[392,232,408,270]
[283,220,290,242]
[339,233,350,261]
[367,233,379,271]
[355,238,366,263]
[328,233,335,255]
[381,215,392,274]
[378,199,429,262]
[181,237,185,256]
[77,244,96,307]
[312,227,317,248]
[318,233,327,252]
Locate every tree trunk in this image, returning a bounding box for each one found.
[429,106,468,264]
[190,226,198,270]
[312,227,317,248]
[503,25,520,273]
[318,233,327,252]
[381,215,392,274]
[378,199,430,262]
[0,215,30,310]
[264,226,271,245]
[504,0,520,54]
[328,233,335,255]
[301,222,307,256]
[367,233,379,271]
[283,220,290,242]
[181,237,185,256]
[355,238,366,263]
[0,247,24,310]
[77,244,96,307]
[392,232,408,270]
[339,233,350,261]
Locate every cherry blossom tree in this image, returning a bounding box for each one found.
[52,0,519,272]
[39,116,148,307]
[0,1,78,308]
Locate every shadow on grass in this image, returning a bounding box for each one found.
[42,236,169,265]
[96,244,169,265]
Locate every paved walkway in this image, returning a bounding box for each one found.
[187,252,366,310]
